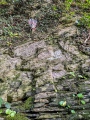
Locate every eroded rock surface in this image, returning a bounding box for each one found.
[0,25,90,120]
[0,15,90,120]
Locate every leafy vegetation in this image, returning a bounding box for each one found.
[0,0,90,47]
[71,110,76,114]
[0,0,8,5]
[77,93,86,105]
[0,97,16,118]
[59,100,75,114]
[0,0,21,5]
[0,0,90,119]
[79,13,90,28]
[59,93,86,114]
[65,0,90,28]
[19,97,34,111]
[77,93,84,99]
[6,109,16,117]
[5,113,28,120]
[0,98,11,109]
[59,101,67,107]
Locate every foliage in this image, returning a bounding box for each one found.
[69,72,75,77]
[36,4,61,32]
[59,100,76,114]
[6,109,16,117]
[3,24,21,38]
[77,93,86,105]
[0,0,21,4]
[59,101,67,107]
[79,13,90,28]
[0,0,8,5]
[65,0,73,11]
[65,0,90,28]
[0,98,11,109]
[77,93,84,99]
[0,97,16,118]
[70,110,76,114]
[20,97,34,110]
[68,71,88,80]
[81,100,86,105]
[59,93,86,114]
[5,113,28,120]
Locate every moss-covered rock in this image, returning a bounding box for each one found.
[5,113,28,120]
[0,0,8,5]
[20,97,34,111]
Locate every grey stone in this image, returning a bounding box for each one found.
[35,93,48,99]
[0,118,4,120]
[10,81,22,88]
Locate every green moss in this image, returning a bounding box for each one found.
[0,0,8,5]
[5,113,28,120]
[20,97,34,110]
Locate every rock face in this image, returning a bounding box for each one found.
[0,0,90,118]
[0,23,90,120]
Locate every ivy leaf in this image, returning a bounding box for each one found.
[81,100,86,105]
[59,101,63,106]
[67,105,71,108]
[10,112,16,117]
[70,72,75,77]
[6,109,12,115]
[77,93,84,99]
[78,75,83,78]
[59,101,67,107]
[5,102,11,109]
[71,110,76,114]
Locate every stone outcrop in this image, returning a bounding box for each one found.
[0,0,90,119]
[0,24,90,120]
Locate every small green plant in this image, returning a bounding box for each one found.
[0,109,3,114]
[3,27,20,38]
[0,98,16,117]
[59,101,67,107]
[0,0,8,5]
[77,93,84,99]
[64,0,90,29]
[0,98,11,109]
[65,0,73,11]
[80,13,90,29]
[6,109,16,117]
[78,75,84,79]
[52,5,57,11]
[77,93,86,105]
[59,100,76,114]
[81,100,86,105]
[68,72,76,78]
[73,93,86,105]
[75,13,90,29]
[5,113,29,120]
[86,0,90,4]
[69,72,75,77]
[71,110,76,114]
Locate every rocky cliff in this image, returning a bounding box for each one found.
[0,0,90,120]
